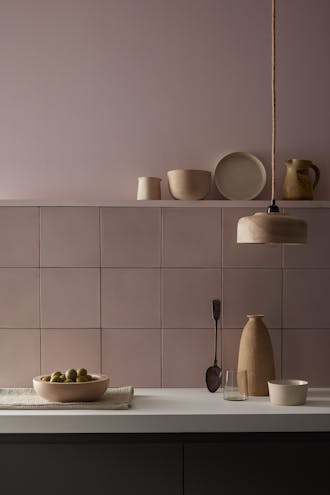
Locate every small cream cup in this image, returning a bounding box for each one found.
[137,177,162,200]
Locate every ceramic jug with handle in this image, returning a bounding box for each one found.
[282,159,320,200]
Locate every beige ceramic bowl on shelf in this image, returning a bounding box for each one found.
[33,374,109,402]
[167,169,211,200]
[268,379,308,406]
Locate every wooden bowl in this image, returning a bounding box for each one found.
[33,374,109,402]
[268,379,308,406]
[167,169,211,200]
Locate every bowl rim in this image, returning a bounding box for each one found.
[214,151,266,200]
[268,379,308,387]
[33,374,109,385]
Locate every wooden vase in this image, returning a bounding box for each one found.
[237,314,275,396]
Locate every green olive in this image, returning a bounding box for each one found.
[64,378,73,383]
[58,374,66,382]
[76,376,88,382]
[65,368,77,381]
[50,375,61,382]
[77,368,88,377]
[41,375,51,382]
[86,374,93,381]
[51,371,62,378]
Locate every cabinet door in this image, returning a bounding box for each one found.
[0,441,182,495]
[184,436,330,495]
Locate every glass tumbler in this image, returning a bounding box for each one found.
[223,369,248,401]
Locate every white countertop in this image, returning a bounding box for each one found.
[0,388,330,434]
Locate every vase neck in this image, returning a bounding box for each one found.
[246,314,264,320]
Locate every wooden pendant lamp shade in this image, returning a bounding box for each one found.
[237,0,307,245]
[237,211,307,244]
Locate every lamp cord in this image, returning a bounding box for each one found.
[271,0,276,202]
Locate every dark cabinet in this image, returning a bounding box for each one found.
[1,432,329,495]
[0,435,182,495]
[184,433,330,495]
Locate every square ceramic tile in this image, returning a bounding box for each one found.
[284,208,330,267]
[41,268,100,328]
[101,207,161,267]
[162,269,221,329]
[101,269,160,328]
[0,269,39,328]
[222,208,282,267]
[102,329,161,387]
[0,207,39,267]
[223,269,282,328]
[0,329,40,387]
[162,208,220,267]
[283,269,330,328]
[283,329,330,386]
[40,207,100,267]
[163,329,220,387]
[41,329,101,375]
[222,328,282,380]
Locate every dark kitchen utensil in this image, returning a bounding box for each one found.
[205,299,222,393]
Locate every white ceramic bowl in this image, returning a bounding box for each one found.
[268,379,308,406]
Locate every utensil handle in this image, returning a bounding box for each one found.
[212,299,221,320]
[212,299,221,364]
[214,318,218,365]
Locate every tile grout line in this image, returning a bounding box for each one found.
[281,243,285,380]
[160,207,164,388]
[281,209,285,380]
[1,265,328,270]
[220,208,224,374]
[38,207,42,375]
[99,207,102,375]
[4,326,328,331]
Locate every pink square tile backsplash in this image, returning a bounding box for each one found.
[0,268,39,328]
[0,205,329,387]
[283,269,330,328]
[41,268,100,328]
[41,328,101,375]
[101,268,160,328]
[101,207,161,267]
[40,207,100,267]
[0,330,40,387]
[162,208,220,267]
[283,209,330,268]
[162,268,221,328]
[283,330,330,387]
[0,207,39,267]
[223,268,282,329]
[162,329,221,387]
[102,329,161,387]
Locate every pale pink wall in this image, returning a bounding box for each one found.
[0,205,329,388]
[1,0,327,201]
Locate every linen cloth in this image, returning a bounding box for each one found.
[0,386,134,410]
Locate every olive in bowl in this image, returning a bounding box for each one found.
[33,368,109,402]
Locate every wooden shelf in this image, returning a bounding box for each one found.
[0,199,329,207]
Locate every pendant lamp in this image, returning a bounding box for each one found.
[237,0,307,244]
